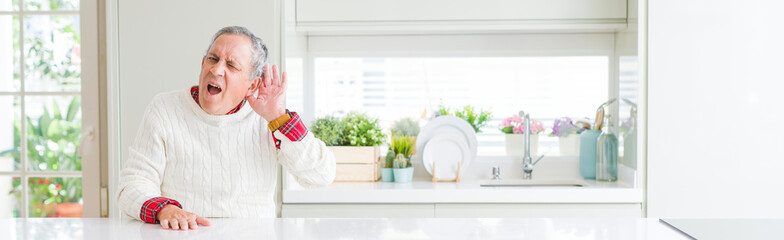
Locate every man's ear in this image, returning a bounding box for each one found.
[201,56,205,66]
[246,77,261,97]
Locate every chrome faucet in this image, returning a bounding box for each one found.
[522,112,534,179]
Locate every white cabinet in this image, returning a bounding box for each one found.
[435,204,641,218]
[647,0,784,218]
[295,0,628,34]
[281,203,640,218]
[297,0,626,22]
[282,204,434,218]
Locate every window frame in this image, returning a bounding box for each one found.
[0,0,101,218]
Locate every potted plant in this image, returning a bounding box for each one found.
[390,135,415,183]
[499,114,544,157]
[550,117,586,156]
[390,118,420,137]
[438,105,492,133]
[310,116,344,147]
[382,118,421,182]
[311,112,386,181]
[382,150,396,182]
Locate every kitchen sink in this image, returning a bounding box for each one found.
[479,179,588,187]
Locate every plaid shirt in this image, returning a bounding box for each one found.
[139,86,307,224]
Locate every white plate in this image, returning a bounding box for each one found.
[422,132,470,179]
[416,116,477,176]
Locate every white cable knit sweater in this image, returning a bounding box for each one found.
[117,89,335,220]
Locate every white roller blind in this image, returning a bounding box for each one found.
[299,34,615,156]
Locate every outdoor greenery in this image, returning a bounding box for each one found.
[4,3,83,217]
[2,97,83,217]
[25,0,79,11]
[438,105,493,133]
[25,15,82,90]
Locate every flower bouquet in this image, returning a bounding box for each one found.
[550,117,585,156]
[499,115,544,157]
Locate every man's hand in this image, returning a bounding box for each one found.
[246,63,287,122]
[157,204,211,230]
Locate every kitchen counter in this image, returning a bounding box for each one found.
[284,157,643,204]
[283,178,643,203]
[0,218,688,239]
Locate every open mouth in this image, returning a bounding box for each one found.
[207,83,222,95]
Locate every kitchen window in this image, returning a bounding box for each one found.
[0,0,100,218]
[291,33,622,156]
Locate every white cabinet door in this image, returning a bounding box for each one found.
[435,204,641,218]
[295,0,628,34]
[297,0,627,22]
[282,204,435,218]
[648,0,784,218]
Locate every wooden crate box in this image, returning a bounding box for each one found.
[329,146,382,182]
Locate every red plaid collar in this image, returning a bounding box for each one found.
[190,86,245,115]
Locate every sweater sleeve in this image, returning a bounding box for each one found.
[270,114,336,188]
[116,98,171,221]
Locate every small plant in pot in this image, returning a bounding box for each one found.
[341,112,386,147]
[311,112,386,182]
[499,114,545,157]
[390,135,415,183]
[310,116,344,146]
[382,118,421,182]
[382,150,396,182]
[549,117,587,156]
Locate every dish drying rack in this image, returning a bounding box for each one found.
[431,162,462,182]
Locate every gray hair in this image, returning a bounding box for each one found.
[205,26,269,80]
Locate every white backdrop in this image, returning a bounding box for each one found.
[648,0,784,217]
[113,0,281,217]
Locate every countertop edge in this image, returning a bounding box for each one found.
[282,187,644,204]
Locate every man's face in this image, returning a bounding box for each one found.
[198,34,258,115]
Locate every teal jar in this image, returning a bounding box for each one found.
[596,115,618,182]
[579,129,602,179]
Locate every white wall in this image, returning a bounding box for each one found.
[117,0,280,171]
[648,0,784,217]
[114,0,280,216]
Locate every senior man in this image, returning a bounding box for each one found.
[117,26,336,230]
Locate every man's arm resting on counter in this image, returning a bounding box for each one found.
[140,197,182,224]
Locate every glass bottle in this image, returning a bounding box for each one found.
[596,114,618,181]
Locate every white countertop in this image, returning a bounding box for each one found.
[660,219,784,240]
[0,218,688,240]
[283,178,643,203]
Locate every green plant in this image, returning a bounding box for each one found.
[390,118,420,137]
[437,104,451,116]
[310,116,344,146]
[22,16,82,90]
[390,135,415,157]
[341,112,386,146]
[390,136,415,168]
[2,97,82,217]
[438,105,492,133]
[384,150,395,168]
[4,3,83,218]
[393,154,410,169]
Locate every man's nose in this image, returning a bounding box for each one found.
[210,63,226,77]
